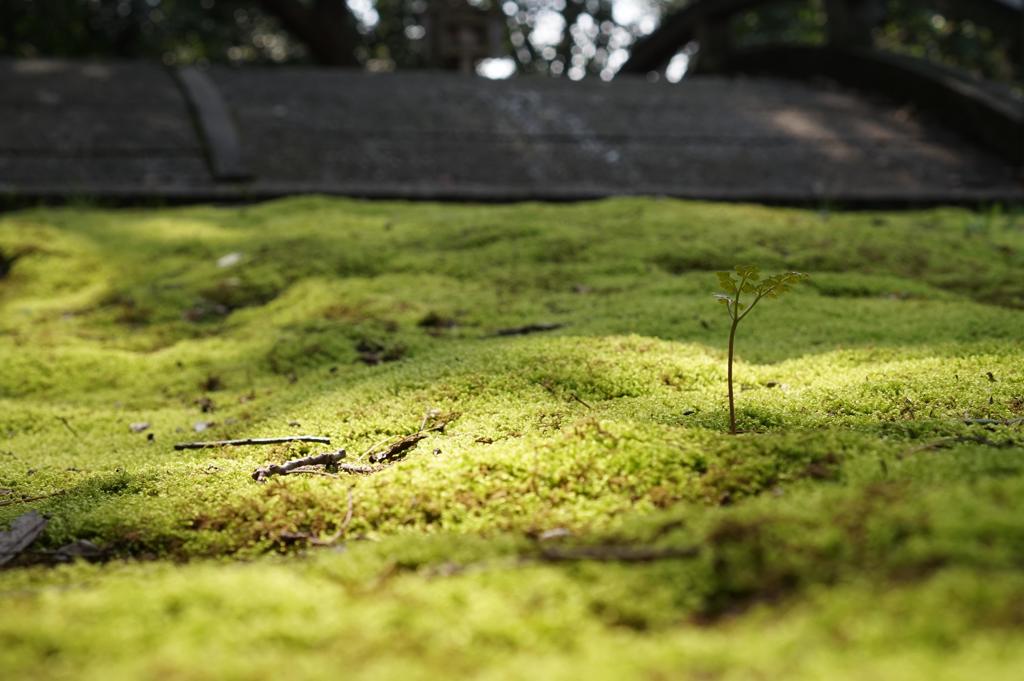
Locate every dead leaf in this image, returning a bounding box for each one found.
[538,527,572,542]
[0,511,47,567]
[217,252,243,268]
[54,539,103,563]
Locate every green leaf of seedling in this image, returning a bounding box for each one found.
[716,272,737,293]
[734,264,760,279]
[712,266,808,434]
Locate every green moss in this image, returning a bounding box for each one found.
[1,197,1022,678]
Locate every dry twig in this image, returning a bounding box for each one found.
[176,436,331,451]
[368,432,427,464]
[899,437,957,459]
[539,544,701,563]
[962,418,1024,426]
[0,490,66,508]
[56,416,79,438]
[537,379,593,410]
[494,322,564,337]
[313,487,355,546]
[338,463,389,475]
[252,450,346,482]
[251,410,457,482]
[900,433,1017,459]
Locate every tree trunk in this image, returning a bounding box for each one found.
[259,0,361,67]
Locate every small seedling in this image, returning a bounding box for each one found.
[714,265,807,434]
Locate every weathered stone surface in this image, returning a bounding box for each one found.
[0,58,1020,203]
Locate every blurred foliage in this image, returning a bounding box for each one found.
[876,0,1020,85]
[503,0,641,79]
[0,0,1018,85]
[726,0,1019,86]
[0,0,656,77]
[0,0,306,65]
[731,0,826,47]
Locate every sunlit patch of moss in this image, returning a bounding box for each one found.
[0,197,1022,677]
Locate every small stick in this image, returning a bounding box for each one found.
[361,411,454,462]
[569,393,594,410]
[359,433,401,459]
[338,463,389,475]
[0,490,66,508]
[962,418,1024,426]
[176,436,331,451]
[418,408,439,433]
[900,433,1016,459]
[313,488,355,545]
[537,379,593,409]
[56,416,79,438]
[288,469,339,478]
[539,544,701,563]
[899,437,956,459]
[340,487,355,534]
[494,322,564,337]
[252,449,346,482]
[254,411,456,481]
[368,432,427,464]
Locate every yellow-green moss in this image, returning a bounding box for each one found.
[1,197,1022,678]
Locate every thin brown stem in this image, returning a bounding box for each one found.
[736,292,765,323]
[727,315,739,435]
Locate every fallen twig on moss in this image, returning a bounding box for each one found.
[337,463,387,475]
[252,450,346,482]
[367,432,427,464]
[252,411,458,482]
[362,410,457,463]
[539,544,701,563]
[900,433,1017,458]
[0,490,66,508]
[536,379,593,410]
[176,435,331,451]
[56,416,79,438]
[313,487,355,546]
[961,418,1024,426]
[899,437,957,458]
[494,322,564,337]
[253,444,409,481]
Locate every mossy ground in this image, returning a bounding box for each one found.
[1,197,1023,679]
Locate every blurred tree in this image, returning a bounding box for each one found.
[731,0,828,49]
[0,0,311,64]
[502,0,645,79]
[875,0,1019,84]
[0,0,1017,84]
[257,0,361,65]
[0,0,655,75]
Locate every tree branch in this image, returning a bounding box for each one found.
[252,449,346,482]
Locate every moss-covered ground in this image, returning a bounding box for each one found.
[1,197,1023,679]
